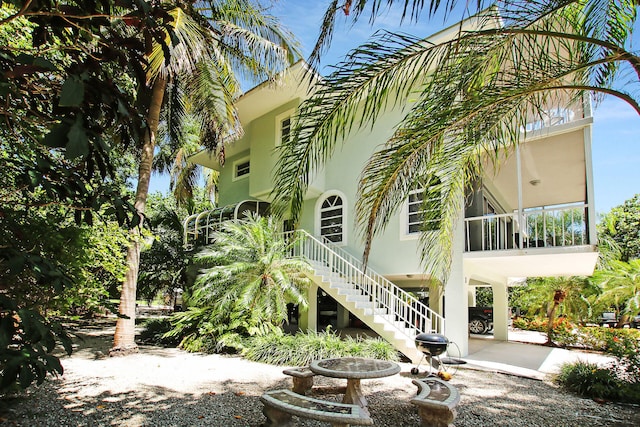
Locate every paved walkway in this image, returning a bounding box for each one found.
[461,331,614,380]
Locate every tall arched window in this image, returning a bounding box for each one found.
[317,192,346,244]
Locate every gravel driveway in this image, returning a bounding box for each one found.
[1,322,638,426]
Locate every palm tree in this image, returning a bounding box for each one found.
[272,0,639,282]
[112,1,300,355]
[171,214,312,351]
[592,259,640,319]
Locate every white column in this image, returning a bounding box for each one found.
[299,283,318,332]
[468,287,476,307]
[583,125,597,245]
[444,215,469,356]
[337,304,350,329]
[492,281,509,341]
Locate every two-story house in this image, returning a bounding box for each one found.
[184,24,599,362]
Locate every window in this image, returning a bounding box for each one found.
[403,179,441,237]
[407,189,425,234]
[276,110,295,147]
[317,193,345,244]
[280,117,291,145]
[233,157,250,181]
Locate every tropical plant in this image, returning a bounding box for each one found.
[591,259,640,318]
[597,194,640,262]
[154,113,219,208]
[556,327,640,403]
[513,276,598,320]
[113,0,301,355]
[273,0,639,282]
[1,0,186,388]
[166,214,312,353]
[244,329,398,366]
[137,193,199,305]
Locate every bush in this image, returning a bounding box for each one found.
[243,329,398,366]
[0,297,72,392]
[138,318,181,347]
[556,360,640,404]
[556,361,621,400]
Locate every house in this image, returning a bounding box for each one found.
[184,21,599,362]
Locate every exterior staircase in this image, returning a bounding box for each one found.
[286,230,444,363]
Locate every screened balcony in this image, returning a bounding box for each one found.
[183,200,270,249]
[464,202,591,252]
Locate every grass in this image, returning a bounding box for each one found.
[243,328,398,366]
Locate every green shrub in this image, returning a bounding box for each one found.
[138,318,181,347]
[244,329,398,366]
[556,360,640,404]
[556,361,621,400]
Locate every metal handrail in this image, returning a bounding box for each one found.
[285,230,444,340]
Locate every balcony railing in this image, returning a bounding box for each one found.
[464,203,590,252]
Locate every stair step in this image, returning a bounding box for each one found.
[345,294,370,303]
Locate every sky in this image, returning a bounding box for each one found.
[150,1,640,215]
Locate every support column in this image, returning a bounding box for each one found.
[337,304,350,329]
[299,283,318,332]
[468,287,476,307]
[444,215,469,356]
[428,280,443,314]
[491,282,509,341]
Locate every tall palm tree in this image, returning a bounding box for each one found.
[272,0,639,281]
[112,1,300,355]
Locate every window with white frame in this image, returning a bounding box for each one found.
[407,189,425,234]
[318,194,345,243]
[280,116,291,145]
[404,180,441,236]
[276,110,294,147]
[233,157,250,180]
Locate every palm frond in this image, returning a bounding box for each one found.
[308,0,477,67]
[275,2,639,280]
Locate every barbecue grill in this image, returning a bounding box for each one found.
[411,333,449,375]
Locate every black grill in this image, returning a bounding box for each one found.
[415,333,449,357]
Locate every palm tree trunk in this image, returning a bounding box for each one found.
[111,76,167,356]
[545,289,566,347]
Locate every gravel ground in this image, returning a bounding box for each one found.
[1,321,639,427]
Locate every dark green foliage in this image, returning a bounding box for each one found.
[0,296,72,391]
[138,318,181,347]
[598,195,640,262]
[556,361,622,400]
[552,327,640,403]
[165,214,313,354]
[244,329,399,366]
[475,287,493,307]
[138,196,194,303]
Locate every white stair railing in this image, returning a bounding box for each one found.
[285,230,444,341]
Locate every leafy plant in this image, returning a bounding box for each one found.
[138,318,181,347]
[0,296,72,392]
[243,329,398,366]
[556,361,621,400]
[194,214,312,328]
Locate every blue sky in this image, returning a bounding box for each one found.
[151,1,640,214]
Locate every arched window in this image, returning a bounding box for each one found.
[317,192,346,244]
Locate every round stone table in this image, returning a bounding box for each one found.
[310,357,401,416]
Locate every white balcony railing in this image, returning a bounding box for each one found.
[464,203,591,252]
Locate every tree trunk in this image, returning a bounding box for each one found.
[545,289,566,347]
[111,76,167,356]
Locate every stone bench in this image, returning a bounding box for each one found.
[260,389,373,427]
[282,366,316,395]
[411,378,460,427]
